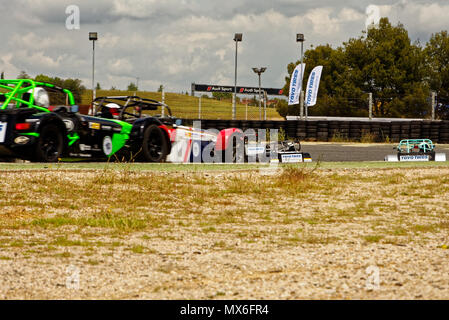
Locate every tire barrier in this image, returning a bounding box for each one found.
[182,119,449,143]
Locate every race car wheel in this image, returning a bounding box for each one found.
[34,124,63,162]
[222,133,245,163]
[142,124,168,162]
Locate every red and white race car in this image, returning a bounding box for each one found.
[91,96,246,163]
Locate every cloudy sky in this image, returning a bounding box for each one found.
[0,0,448,93]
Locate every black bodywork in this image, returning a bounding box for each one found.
[91,96,176,159]
[0,84,132,162]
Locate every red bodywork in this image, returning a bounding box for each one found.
[159,125,242,152]
[214,128,243,151]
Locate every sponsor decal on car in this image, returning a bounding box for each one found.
[246,145,265,156]
[399,155,429,162]
[280,153,303,163]
[0,122,7,143]
[89,122,101,130]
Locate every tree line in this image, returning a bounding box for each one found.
[278,18,449,120]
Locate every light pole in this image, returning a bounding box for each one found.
[233,33,242,120]
[252,67,267,120]
[89,32,98,102]
[296,33,305,119]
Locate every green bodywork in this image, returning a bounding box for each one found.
[110,120,132,156]
[0,79,75,111]
[397,139,435,153]
[0,79,132,158]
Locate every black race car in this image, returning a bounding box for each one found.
[0,79,134,162]
[91,95,249,163]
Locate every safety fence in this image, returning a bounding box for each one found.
[180,119,449,143]
[81,90,283,120]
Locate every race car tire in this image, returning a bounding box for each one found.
[222,132,245,163]
[141,124,168,162]
[34,124,64,162]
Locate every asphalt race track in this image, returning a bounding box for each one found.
[301,143,449,162]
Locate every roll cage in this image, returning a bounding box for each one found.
[92,96,173,120]
[0,79,76,112]
[396,139,435,153]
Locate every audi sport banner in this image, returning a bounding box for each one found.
[305,66,323,107]
[192,84,284,96]
[288,63,306,105]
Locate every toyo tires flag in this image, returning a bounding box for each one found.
[305,66,323,107]
[288,63,306,105]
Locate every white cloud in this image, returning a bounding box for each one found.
[416,3,449,30]
[1,0,448,93]
[107,58,134,75]
[0,54,20,78]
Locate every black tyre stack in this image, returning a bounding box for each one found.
[421,121,431,139]
[252,120,263,132]
[390,121,401,142]
[328,121,340,140]
[430,121,441,143]
[339,121,350,140]
[317,121,329,141]
[379,122,390,141]
[440,121,449,143]
[228,120,240,130]
[400,122,411,140]
[200,119,210,130]
[370,122,381,142]
[201,119,211,130]
[286,121,297,138]
[409,121,422,139]
[349,121,362,140]
[361,122,370,139]
[240,120,249,131]
[296,120,307,140]
[306,121,318,141]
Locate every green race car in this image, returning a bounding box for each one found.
[0,79,133,162]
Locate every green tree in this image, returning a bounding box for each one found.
[128,82,138,91]
[96,82,101,90]
[348,18,427,117]
[1,71,4,79]
[283,17,429,118]
[212,92,232,101]
[17,71,31,79]
[34,74,86,105]
[157,85,163,92]
[425,30,449,118]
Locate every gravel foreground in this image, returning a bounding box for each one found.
[0,165,448,299]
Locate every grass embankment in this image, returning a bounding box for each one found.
[81,89,283,120]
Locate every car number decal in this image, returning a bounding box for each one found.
[0,122,7,143]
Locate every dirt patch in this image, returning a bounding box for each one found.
[0,166,448,299]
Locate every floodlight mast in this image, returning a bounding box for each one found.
[233,33,242,120]
[252,67,267,120]
[89,32,98,103]
[296,33,305,119]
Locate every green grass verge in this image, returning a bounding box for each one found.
[0,161,448,171]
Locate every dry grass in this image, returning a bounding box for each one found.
[0,165,449,299]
